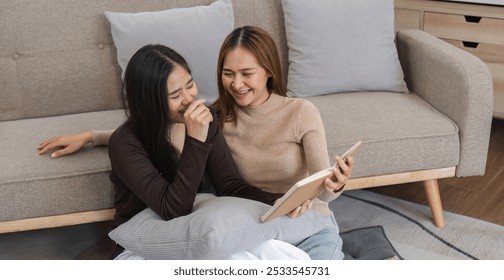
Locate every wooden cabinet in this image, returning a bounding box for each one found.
[395,8,422,30]
[395,0,504,118]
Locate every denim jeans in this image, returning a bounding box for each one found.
[295,214,344,260]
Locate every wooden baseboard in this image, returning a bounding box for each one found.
[345,167,456,190]
[0,209,115,234]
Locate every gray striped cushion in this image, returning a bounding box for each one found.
[109,194,334,259]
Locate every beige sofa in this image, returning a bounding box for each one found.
[0,0,493,233]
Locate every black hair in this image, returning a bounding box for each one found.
[122,44,192,182]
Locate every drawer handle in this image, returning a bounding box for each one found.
[462,41,479,48]
[464,15,481,23]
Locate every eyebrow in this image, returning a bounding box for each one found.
[222,67,256,72]
[168,78,193,96]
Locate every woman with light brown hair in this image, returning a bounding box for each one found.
[212,26,352,259]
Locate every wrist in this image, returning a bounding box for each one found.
[84,131,94,144]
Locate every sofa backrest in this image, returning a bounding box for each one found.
[0,0,288,121]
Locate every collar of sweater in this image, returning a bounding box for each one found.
[238,93,286,118]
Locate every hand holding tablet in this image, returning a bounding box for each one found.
[261,140,362,223]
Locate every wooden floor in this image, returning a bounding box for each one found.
[372,117,504,226]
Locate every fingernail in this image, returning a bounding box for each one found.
[51,153,56,158]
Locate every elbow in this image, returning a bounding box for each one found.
[160,204,194,221]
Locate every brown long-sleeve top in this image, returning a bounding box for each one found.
[108,113,283,226]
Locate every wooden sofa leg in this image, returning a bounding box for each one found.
[423,179,446,228]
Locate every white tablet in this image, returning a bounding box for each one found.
[261,140,362,223]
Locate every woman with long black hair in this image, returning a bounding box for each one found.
[107,44,282,226]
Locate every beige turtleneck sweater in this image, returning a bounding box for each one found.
[222,94,341,211]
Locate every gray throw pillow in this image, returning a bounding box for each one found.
[282,0,408,97]
[104,0,234,103]
[109,194,334,259]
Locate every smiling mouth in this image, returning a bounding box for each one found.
[234,89,252,96]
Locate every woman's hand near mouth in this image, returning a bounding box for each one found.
[183,99,213,142]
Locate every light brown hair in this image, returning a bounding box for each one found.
[213,26,286,126]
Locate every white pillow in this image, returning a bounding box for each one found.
[104,0,234,103]
[282,0,408,97]
[109,194,334,260]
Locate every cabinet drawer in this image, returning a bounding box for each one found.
[395,8,421,31]
[443,39,504,63]
[424,12,504,45]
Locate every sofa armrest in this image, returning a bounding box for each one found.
[396,29,493,177]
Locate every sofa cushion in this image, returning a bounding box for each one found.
[0,110,125,222]
[306,92,460,178]
[109,193,334,260]
[281,0,408,97]
[104,0,234,103]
